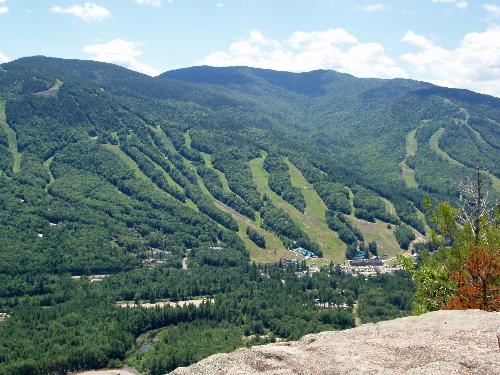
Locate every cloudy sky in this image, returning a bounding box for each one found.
[1,0,500,96]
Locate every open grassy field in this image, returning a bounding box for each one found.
[249,154,346,263]
[406,128,418,156]
[415,206,431,235]
[381,196,398,217]
[183,130,192,148]
[348,218,401,260]
[0,101,22,173]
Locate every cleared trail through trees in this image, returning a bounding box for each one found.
[43,155,55,192]
[150,127,198,210]
[193,150,293,263]
[103,144,194,209]
[249,153,345,263]
[0,101,22,174]
[430,127,500,193]
[430,102,500,192]
[352,302,362,327]
[201,152,231,192]
[399,119,434,190]
[345,186,403,259]
[399,128,418,189]
[33,79,63,97]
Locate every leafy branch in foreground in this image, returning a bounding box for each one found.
[400,172,499,314]
[445,245,499,311]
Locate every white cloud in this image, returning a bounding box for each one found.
[198,28,407,79]
[431,0,468,9]
[0,0,8,12]
[51,2,110,22]
[402,27,500,97]
[357,3,385,12]
[484,3,500,17]
[0,51,10,63]
[134,0,163,7]
[402,30,434,49]
[83,39,160,76]
[135,0,161,7]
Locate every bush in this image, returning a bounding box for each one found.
[395,224,415,250]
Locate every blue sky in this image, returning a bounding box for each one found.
[0,1,499,96]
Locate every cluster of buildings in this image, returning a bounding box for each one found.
[208,246,224,251]
[349,258,383,267]
[141,247,172,266]
[291,246,318,259]
[0,312,10,321]
[340,262,401,277]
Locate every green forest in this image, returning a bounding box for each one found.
[0,57,498,374]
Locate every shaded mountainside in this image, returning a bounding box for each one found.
[170,310,500,375]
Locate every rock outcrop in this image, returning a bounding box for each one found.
[170,310,499,375]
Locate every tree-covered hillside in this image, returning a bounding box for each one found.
[1,55,498,277]
[0,56,498,373]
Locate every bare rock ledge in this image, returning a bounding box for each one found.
[170,310,499,375]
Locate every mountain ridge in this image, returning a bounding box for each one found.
[5,56,500,99]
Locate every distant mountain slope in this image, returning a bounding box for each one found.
[0,56,498,272]
[162,64,499,196]
[162,66,351,95]
[1,56,245,106]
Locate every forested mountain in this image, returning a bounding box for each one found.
[0,56,498,374]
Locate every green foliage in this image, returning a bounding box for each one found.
[440,124,499,177]
[400,200,499,314]
[325,210,363,245]
[368,240,378,256]
[1,57,498,373]
[260,201,322,256]
[264,154,306,212]
[407,121,469,204]
[246,226,266,248]
[399,254,454,314]
[313,180,351,215]
[393,198,426,234]
[352,185,399,224]
[0,258,416,374]
[197,163,255,219]
[357,272,415,323]
[209,146,262,211]
[395,224,416,250]
[129,321,249,375]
